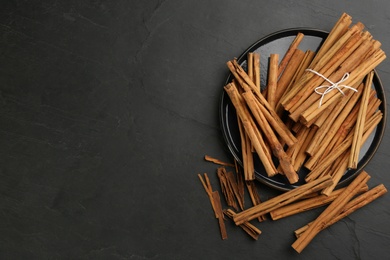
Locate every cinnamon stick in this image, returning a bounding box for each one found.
[205,155,235,167]
[212,191,228,240]
[267,53,279,109]
[349,71,374,169]
[253,53,261,90]
[247,52,254,82]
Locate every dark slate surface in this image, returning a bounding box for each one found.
[1,1,390,259]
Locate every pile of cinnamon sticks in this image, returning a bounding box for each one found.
[198,156,387,253]
[197,12,388,253]
[225,13,386,195]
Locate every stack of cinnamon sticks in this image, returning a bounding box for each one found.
[224,12,386,194]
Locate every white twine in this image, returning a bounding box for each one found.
[306,69,358,107]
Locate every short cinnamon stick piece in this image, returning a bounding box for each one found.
[212,191,228,240]
[204,155,235,167]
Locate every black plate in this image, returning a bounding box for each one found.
[220,28,387,191]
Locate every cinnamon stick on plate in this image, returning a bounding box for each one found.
[267,53,278,109]
[349,71,374,169]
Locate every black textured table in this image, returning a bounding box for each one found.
[1,1,390,259]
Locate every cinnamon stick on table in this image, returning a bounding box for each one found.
[204,155,235,167]
[294,183,387,238]
[232,175,333,225]
[269,185,368,221]
[292,171,371,253]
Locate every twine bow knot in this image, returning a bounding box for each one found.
[306,69,358,107]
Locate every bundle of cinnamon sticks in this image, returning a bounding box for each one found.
[224,13,386,194]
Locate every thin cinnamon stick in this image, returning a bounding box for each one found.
[205,155,235,167]
[253,53,261,91]
[349,71,374,169]
[267,53,279,109]
[212,191,228,240]
[247,52,254,82]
